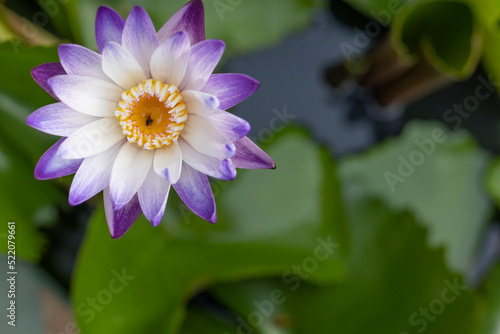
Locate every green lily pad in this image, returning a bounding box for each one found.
[338,120,492,273]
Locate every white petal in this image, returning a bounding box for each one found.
[153,143,182,184]
[181,90,219,117]
[58,117,124,159]
[179,139,236,180]
[181,114,235,160]
[150,31,190,87]
[122,6,159,77]
[27,102,99,137]
[109,142,154,209]
[48,75,123,117]
[102,42,147,90]
[69,141,122,205]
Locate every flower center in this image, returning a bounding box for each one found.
[115,79,187,150]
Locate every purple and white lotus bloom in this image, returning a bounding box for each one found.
[27,0,274,238]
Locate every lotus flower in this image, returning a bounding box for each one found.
[27,0,274,238]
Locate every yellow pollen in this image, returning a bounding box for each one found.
[115,79,187,150]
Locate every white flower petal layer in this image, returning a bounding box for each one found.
[110,143,154,209]
[138,168,171,226]
[181,114,235,160]
[179,39,225,91]
[58,44,110,81]
[102,42,147,89]
[150,31,191,87]
[153,143,182,184]
[179,139,236,180]
[182,90,219,117]
[27,102,98,137]
[122,6,159,77]
[58,117,124,159]
[48,75,122,117]
[69,141,122,206]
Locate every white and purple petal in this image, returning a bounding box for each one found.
[95,6,125,54]
[58,117,124,159]
[69,142,122,206]
[209,111,250,142]
[58,44,110,81]
[173,163,216,222]
[48,75,123,117]
[138,168,171,226]
[34,138,83,180]
[157,0,205,45]
[27,102,98,137]
[153,143,182,184]
[181,114,235,160]
[104,187,142,239]
[179,139,236,180]
[179,39,225,91]
[102,42,146,89]
[150,31,191,87]
[202,74,260,110]
[182,90,219,117]
[31,63,66,100]
[122,6,159,77]
[109,143,154,210]
[231,136,275,169]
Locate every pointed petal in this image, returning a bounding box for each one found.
[102,42,146,89]
[34,138,82,180]
[31,63,66,100]
[48,75,122,117]
[157,0,205,45]
[153,143,182,183]
[150,31,190,86]
[182,90,219,117]
[209,111,250,141]
[69,142,122,206]
[179,139,236,180]
[58,44,109,81]
[179,39,225,91]
[109,143,154,209]
[122,6,159,76]
[58,117,124,159]
[103,187,142,239]
[138,168,171,226]
[95,6,125,54]
[202,73,260,110]
[173,163,216,222]
[27,102,99,137]
[232,136,275,169]
[181,114,235,159]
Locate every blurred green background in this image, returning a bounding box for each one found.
[2,0,500,333]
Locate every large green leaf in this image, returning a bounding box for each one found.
[475,266,500,334]
[338,120,493,273]
[391,0,482,79]
[72,131,348,334]
[74,0,324,55]
[209,198,478,334]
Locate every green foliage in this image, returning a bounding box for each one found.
[0,43,66,261]
[339,121,493,273]
[72,131,348,333]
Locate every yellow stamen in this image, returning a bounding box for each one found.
[115,79,187,150]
